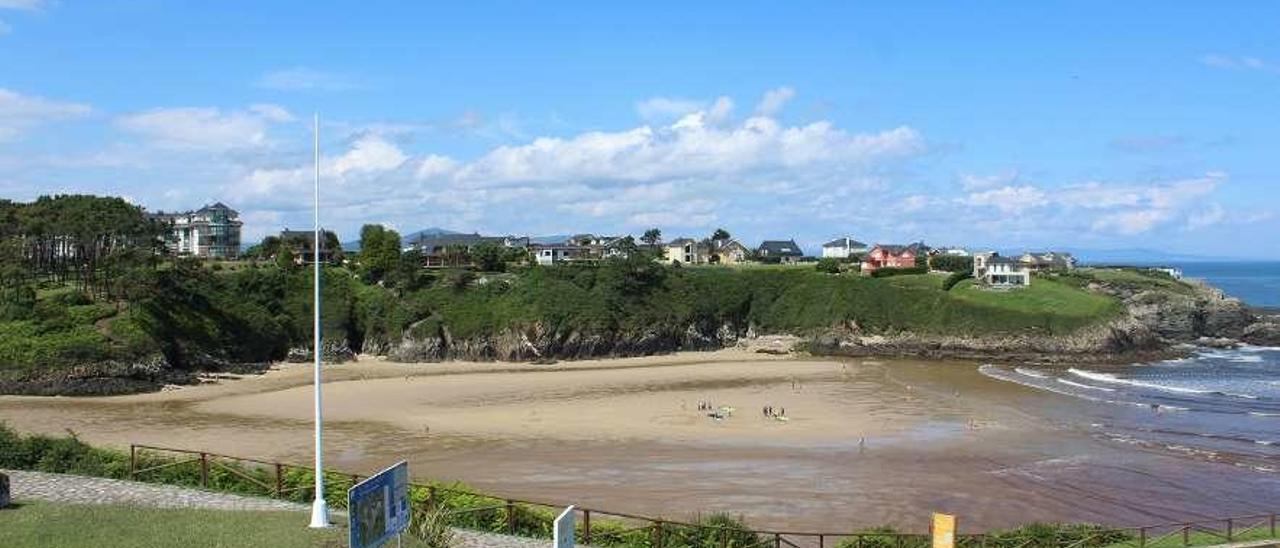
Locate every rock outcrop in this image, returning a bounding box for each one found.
[386,321,744,363]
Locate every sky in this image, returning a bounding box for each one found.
[1,1,1277,258]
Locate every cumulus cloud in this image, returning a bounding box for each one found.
[635,97,705,121]
[238,134,410,200]
[0,88,92,141]
[116,104,294,151]
[255,67,361,91]
[416,110,923,188]
[755,87,796,116]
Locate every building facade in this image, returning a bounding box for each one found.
[863,244,918,274]
[150,202,243,259]
[821,237,868,259]
[974,251,1032,286]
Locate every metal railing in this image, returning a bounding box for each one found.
[128,443,1279,548]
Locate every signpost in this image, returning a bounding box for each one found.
[932,513,956,548]
[554,505,576,548]
[348,461,411,548]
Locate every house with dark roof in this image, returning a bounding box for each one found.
[1018,251,1076,271]
[412,233,529,267]
[756,240,805,264]
[821,237,868,259]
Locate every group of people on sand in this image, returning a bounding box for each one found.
[762,405,786,418]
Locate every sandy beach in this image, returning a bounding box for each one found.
[2,349,1278,532]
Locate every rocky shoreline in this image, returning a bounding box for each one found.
[5,276,1278,397]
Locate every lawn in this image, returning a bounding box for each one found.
[0,500,431,548]
[883,272,947,291]
[950,277,1123,326]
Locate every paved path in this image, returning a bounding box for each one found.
[3,469,550,548]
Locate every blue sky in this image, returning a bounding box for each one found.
[1,1,1277,257]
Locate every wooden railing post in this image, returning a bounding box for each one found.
[129,445,136,480]
[427,486,437,510]
[1182,526,1189,546]
[1226,518,1233,542]
[1139,527,1146,548]
[720,526,728,548]
[819,534,825,548]
[274,463,283,498]
[199,452,209,488]
[505,499,516,534]
[1271,513,1276,537]
[582,509,591,545]
[774,532,782,548]
[654,521,664,548]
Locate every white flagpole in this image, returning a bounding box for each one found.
[309,113,331,529]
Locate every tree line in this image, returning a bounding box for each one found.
[0,195,164,305]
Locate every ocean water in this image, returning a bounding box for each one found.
[1175,261,1280,308]
[982,345,1280,471]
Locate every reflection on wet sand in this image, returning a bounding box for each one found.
[1,350,1277,531]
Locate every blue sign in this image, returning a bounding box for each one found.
[348,461,411,548]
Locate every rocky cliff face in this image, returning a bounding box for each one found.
[385,321,743,362]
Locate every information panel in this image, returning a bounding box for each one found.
[348,461,410,548]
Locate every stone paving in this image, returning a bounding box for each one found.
[3,469,552,548]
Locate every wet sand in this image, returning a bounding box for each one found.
[2,349,1278,532]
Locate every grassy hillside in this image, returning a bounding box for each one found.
[1,260,1135,387]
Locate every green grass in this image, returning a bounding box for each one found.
[951,277,1122,323]
[883,273,948,291]
[0,500,435,548]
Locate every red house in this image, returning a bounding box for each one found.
[862,244,919,274]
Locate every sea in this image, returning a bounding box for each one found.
[982,261,1280,472]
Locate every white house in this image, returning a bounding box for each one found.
[973,251,1031,287]
[534,244,591,265]
[821,237,868,259]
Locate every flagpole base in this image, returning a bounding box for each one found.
[309,498,331,528]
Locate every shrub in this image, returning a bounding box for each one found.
[869,266,927,278]
[931,254,974,273]
[943,269,972,291]
[815,258,841,274]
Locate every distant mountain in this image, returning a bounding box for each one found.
[342,227,459,252]
[530,234,573,245]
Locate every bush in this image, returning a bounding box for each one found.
[943,269,972,291]
[815,258,841,274]
[869,266,927,278]
[930,255,973,273]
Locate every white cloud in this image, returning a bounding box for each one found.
[755,87,796,116]
[238,134,410,199]
[961,185,1048,214]
[330,134,407,176]
[116,104,294,151]
[423,109,922,188]
[0,88,92,141]
[255,67,360,91]
[958,170,1019,190]
[635,97,705,121]
[1198,54,1278,74]
[1092,209,1169,235]
[955,171,1226,236]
